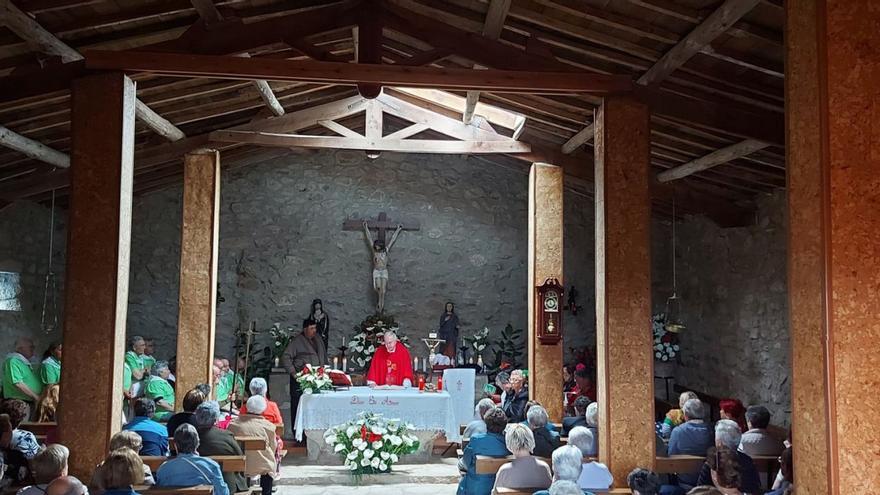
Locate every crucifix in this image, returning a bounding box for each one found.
[343,212,420,313]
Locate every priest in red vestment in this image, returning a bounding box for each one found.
[365,331,414,387]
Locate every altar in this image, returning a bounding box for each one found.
[293,386,459,462]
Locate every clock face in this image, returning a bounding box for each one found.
[544,290,559,312]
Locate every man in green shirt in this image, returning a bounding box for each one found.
[2,337,43,403]
[39,342,62,386]
[145,360,175,421]
[215,356,245,409]
[143,338,157,372]
[125,336,148,397]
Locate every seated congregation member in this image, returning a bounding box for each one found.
[572,365,595,402]
[463,398,496,439]
[228,396,279,495]
[528,405,560,458]
[40,343,62,387]
[533,445,595,495]
[765,447,792,495]
[502,370,529,423]
[91,431,156,488]
[122,398,169,456]
[17,444,77,495]
[96,448,145,495]
[522,401,557,433]
[661,391,699,439]
[628,468,662,495]
[719,398,748,435]
[193,401,248,494]
[44,476,87,495]
[562,396,590,436]
[700,446,743,495]
[492,424,552,492]
[166,388,206,437]
[584,402,599,457]
[739,405,783,457]
[144,361,175,421]
[546,480,586,495]
[568,427,612,492]
[1,399,41,459]
[3,337,43,404]
[457,407,510,495]
[667,398,713,488]
[493,371,511,404]
[156,424,229,495]
[696,420,760,494]
[238,378,283,424]
[365,330,413,387]
[563,364,577,393]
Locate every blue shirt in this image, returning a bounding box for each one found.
[156,454,229,495]
[124,416,170,456]
[457,432,510,495]
[667,420,713,487]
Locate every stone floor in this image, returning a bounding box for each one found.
[275,455,460,493]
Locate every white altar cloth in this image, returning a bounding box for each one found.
[293,386,460,442]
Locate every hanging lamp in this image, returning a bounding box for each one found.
[664,190,686,333]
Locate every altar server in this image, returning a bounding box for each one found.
[39,342,62,386]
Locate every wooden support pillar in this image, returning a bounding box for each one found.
[58,72,135,477]
[787,1,880,493]
[175,149,220,404]
[527,162,564,421]
[594,96,654,484]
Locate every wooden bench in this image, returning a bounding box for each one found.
[475,455,594,474]
[141,455,246,473]
[134,485,213,495]
[20,422,56,436]
[463,436,567,450]
[494,489,630,495]
[169,436,267,452]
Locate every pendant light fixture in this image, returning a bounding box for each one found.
[664,190,686,333]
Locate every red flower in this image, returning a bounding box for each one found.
[360,425,368,441]
[661,334,672,343]
[301,366,309,375]
[317,367,325,376]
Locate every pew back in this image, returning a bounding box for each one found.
[134,485,213,495]
[141,455,246,473]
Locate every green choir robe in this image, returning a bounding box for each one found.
[2,354,43,401]
[145,375,175,421]
[40,356,61,386]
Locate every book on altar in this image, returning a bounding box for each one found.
[327,369,352,386]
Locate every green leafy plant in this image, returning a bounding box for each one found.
[489,323,525,372]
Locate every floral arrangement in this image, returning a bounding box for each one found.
[295,364,333,394]
[465,327,490,356]
[347,313,409,371]
[652,313,680,362]
[324,412,420,477]
[269,323,293,360]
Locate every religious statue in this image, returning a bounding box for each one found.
[438,301,459,359]
[309,298,330,351]
[363,220,404,313]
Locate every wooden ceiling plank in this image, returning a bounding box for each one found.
[561,123,594,154]
[656,138,770,182]
[637,0,762,86]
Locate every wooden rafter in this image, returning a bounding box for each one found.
[210,132,530,154]
[656,139,770,182]
[355,5,383,98]
[1,1,186,141]
[464,0,511,125]
[83,50,634,94]
[0,124,70,168]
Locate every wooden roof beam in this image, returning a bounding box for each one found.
[656,139,770,182]
[355,5,383,98]
[637,0,762,86]
[84,50,634,94]
[464,0,512,125]
[0,124,70,168]
[2,1,186,141]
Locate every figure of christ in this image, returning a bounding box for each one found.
[363,220,404,313]
[365,331,414,387]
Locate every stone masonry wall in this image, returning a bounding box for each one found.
[652,192,791,424]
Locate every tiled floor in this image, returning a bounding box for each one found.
[275,484,458,494]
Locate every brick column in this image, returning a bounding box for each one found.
[58,72,135,477]
[594,95,654,483]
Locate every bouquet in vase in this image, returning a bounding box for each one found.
[466,327,490,357]
[324,412,420,479]
[295,364,333,394]
[269,323,292,362]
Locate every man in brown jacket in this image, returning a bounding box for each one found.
[281,318,327,438]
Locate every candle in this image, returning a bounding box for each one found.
[413,356,418,371]
[342,357,347,372]
[333,357,339,370]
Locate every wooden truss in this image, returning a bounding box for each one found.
[209,92,531,155]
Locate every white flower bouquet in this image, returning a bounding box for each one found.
[652,313,680,362]
[294,364,333,394]
[323,412,420,478]
[269,323,292,361]
[466,326,490,355]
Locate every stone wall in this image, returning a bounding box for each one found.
[0,201,66,356]
[652,192,791,424]
[124,150,596,364]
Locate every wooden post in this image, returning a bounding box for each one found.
[58,72,135,477]
[787,1,880,493]
[594,95,654,484]
[527,162,564,421]
[175,149,221,404]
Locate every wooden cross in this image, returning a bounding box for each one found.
[342,212,420,244]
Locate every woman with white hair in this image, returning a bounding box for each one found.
[193,401,248,494]
[583,402,599,456]
[228,395,279,495]
[567,426,613,492]
[527,404,560,458]
[143,360,175,421]
[156,424,229,495]
[502,370,529,423]
[464,398,497,438]
[492,424,552,492]
[238,377,283,425]
[533,445,591,495]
